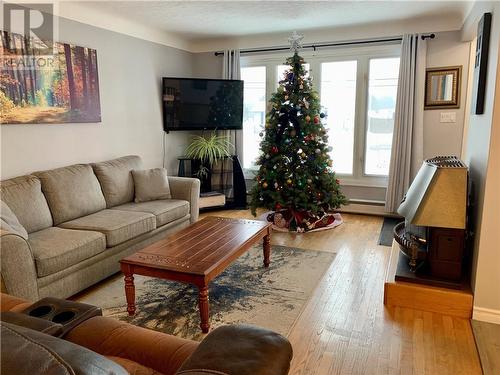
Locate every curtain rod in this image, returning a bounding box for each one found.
[213,34,435,56]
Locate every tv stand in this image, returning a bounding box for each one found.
[177,155,247,210]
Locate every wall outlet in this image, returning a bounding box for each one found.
[440,112,457,123]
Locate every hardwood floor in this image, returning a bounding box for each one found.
[201,210,482,375]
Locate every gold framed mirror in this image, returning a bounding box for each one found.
[424,66,462,109]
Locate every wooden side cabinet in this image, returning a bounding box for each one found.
[427,227,466,281]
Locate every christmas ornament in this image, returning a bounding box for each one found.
[314,116,320,124]
[287,178,293,185]
[307,178,312,184]
[259,132,264,137]
[328,160,333,167]
[305,115,311,123]
[262,182,268,188]
[320,112,326,118]
[271,146,279,154]
[274,182,279,188]
[315,149,321,154]
[265,154,270,159]
[275,203,282,210]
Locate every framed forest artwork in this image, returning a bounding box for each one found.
[1,31,101,124]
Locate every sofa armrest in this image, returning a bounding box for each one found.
[1,311,63,336]
[168,177,201,223]
[65,316,199,375]
[0,293,32,312]
[176,325,293,375]
[0,230,39,301]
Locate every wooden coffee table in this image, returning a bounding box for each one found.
[120,216,272,333]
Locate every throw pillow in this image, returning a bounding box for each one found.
[132,168,172,203]
[0,201,28,240]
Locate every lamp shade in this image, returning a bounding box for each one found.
[397,156,467,229]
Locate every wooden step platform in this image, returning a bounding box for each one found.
[384,240,473,318]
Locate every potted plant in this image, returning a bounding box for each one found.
[185,131,233,189]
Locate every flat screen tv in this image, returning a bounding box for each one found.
[162,77,244,131]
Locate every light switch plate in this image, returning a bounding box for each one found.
[440,112,457,123]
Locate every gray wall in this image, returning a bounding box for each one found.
[424,31,471,159]
[192,52,222,78]
[461,2,500,318]
[1,14,194,178]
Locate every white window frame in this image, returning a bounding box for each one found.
[240,44,401,187]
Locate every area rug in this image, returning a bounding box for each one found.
[378,217,403,246]
[75,244,335,341]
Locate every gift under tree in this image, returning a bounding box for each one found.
[250,33,347,232]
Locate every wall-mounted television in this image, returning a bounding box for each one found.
[162,77,244,132]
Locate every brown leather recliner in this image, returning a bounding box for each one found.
[0,293,293,375]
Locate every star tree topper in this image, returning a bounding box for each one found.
[288,31,304,52]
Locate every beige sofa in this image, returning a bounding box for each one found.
[0,155,200,301]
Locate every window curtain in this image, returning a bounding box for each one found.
[221,49,241,158]
[215,49,241,198]
[385,34,427,213]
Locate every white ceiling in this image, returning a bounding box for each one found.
[60,1,474,51]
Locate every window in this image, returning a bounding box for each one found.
[241,46,400,186]
[241,66,266,169]
[320,61,357,175]
[365,58,400,175]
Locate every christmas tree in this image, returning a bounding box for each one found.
[250,34,347,232]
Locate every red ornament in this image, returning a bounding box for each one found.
[314,116,320,124]
[271,146,279,154]
[275,203,282,210]
[336,179,340,184]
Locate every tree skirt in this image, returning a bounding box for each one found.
[258,210,343,232]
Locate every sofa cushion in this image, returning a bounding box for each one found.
[28,227,106,277]
[0,201,28,239]
[35,164,107,225]
[92,155,143,208]
[59,209,156,247]
[0,175,53,233]
[111,199,190,227]
[132,168,172,203]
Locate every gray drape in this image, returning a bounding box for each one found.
[218,49,241,197]
[222,49,241,80]
[385,34,427,213]
[221,49,241,157]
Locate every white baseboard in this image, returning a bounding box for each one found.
[338,203,400,217]
[473,306,500,324]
